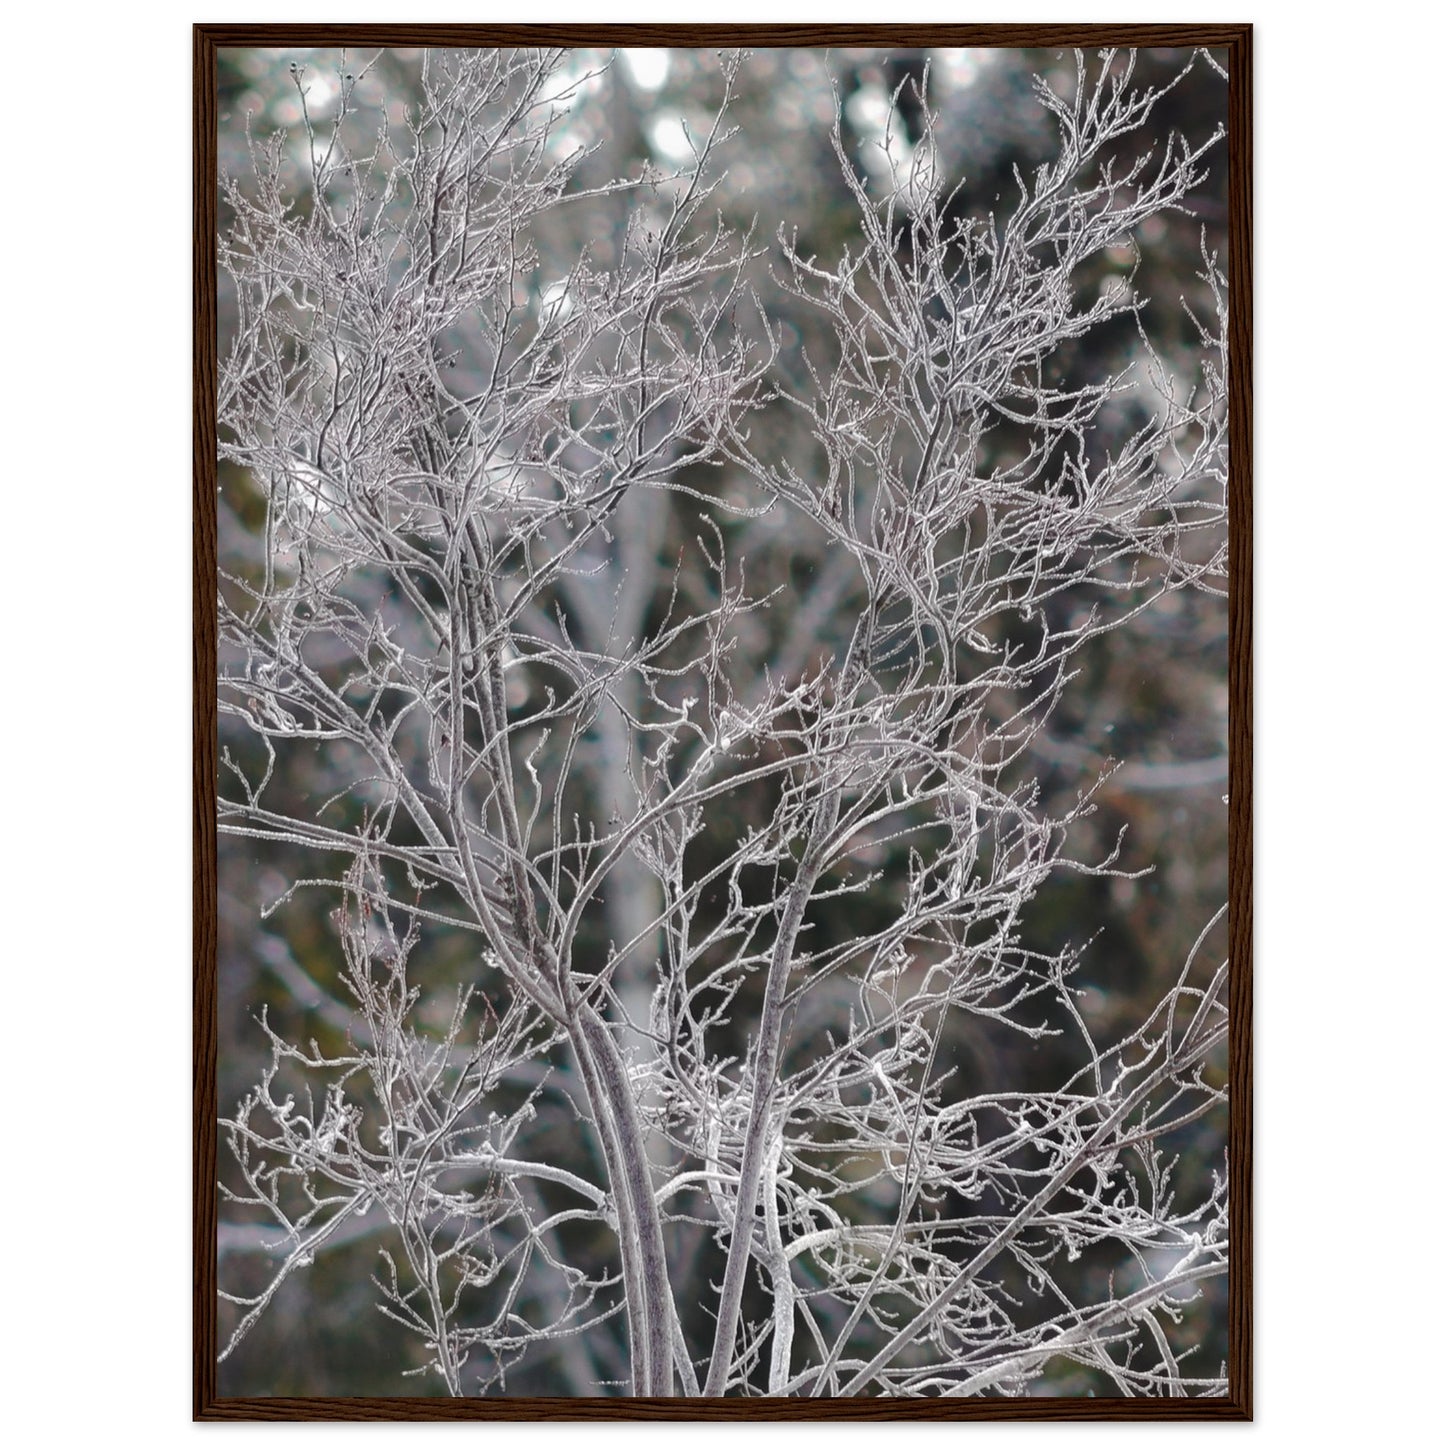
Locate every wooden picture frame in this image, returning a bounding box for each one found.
[195,23,1251,1419]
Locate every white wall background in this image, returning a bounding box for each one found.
[4,0,1438,1434]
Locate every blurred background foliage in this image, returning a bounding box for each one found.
[215,42,1229,1397]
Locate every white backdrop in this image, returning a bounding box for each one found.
[5,1,1437,1434]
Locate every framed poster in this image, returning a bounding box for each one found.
[195,23,1251,1419]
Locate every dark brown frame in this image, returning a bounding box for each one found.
[194,23,1252,1420]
